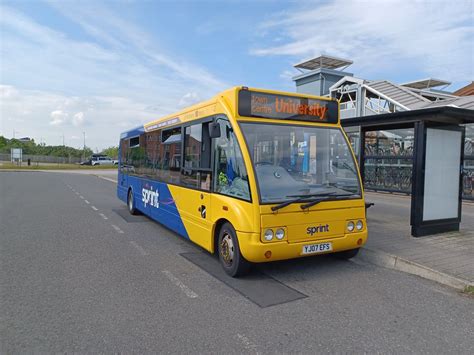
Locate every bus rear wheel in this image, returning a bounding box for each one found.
[127,189,138,215]
[218,222,250,277]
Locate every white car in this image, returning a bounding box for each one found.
[91,156,118,166]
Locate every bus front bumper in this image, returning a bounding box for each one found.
[237,230,368,263]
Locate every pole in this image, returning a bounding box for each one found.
[83,131,86,161]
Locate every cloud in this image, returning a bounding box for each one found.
[1,85,159,149]
[251,0,474,82]
[178,92,201,108]
[44,1,227,90]
[0,3,229,149]
[50,110,68,126]
[0,84,19,98]
[72,112,85,127]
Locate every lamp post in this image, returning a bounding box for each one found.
[83,131,86,162]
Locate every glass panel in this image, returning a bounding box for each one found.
[343,126,360,158]
[159,128,181,184]
[214,120,250,200]
[363,128,414,193]
[240,122,361,203]
[184,124,202,169]
[462,124,474,200]
[180,123,211,190]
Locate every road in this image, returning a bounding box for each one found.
[1,171,473,353]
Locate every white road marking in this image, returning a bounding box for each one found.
[84,200,90,204]
[79,196,84,199]
[236,334,260,354]
[129,241,149,256]
[111,224,124,234]
[95,175,118,183]
[162,270,198,299]
[91,206,98,211]
[75,192,79,195]
[99,213,108,220]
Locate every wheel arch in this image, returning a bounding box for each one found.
[212,218,232,254]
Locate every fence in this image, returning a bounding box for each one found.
[0,153,82,164]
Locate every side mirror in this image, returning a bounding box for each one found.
[209,121,221,138]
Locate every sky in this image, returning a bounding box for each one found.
[1,0,473,151]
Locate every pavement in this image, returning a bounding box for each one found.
[1,171,474,353]
[364,192,474,290]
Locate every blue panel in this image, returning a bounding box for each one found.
[118,175,189,239]
[120,126,145,140]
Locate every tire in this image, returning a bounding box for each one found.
[218,222,251,277]
[127,189,138,215]
[333,248,359,260]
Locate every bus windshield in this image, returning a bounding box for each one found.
[240,122,361,203]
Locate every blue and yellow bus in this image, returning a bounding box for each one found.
[117,87,367,276]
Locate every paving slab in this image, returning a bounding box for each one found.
[362,192,474,289]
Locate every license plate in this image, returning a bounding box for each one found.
[302,242,333,255]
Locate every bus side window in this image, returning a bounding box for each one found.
[159,127,182,184]
[181,123,212,190]
[213,120,250,201]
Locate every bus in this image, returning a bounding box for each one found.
[117,87,367,276]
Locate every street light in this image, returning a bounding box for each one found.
[83,131,86,162]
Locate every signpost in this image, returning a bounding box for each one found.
[11,148,23,165]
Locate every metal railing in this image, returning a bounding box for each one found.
[364,155,413,194]
[463,156,474,200]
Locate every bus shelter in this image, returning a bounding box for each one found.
[342,106,474,237]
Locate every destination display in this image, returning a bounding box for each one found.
[238,90,338,123]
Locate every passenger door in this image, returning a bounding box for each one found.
[178,121,213,251]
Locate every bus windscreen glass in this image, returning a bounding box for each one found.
[238,90,338,123]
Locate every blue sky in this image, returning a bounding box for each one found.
[1,0,473,150]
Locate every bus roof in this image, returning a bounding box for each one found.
[120,87,338,137]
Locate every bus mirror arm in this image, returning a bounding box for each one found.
[209,122,221,138]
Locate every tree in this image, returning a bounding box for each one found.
[0,135,93,158]
[101,146,119,158]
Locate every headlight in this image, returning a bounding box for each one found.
[275,228,285,240]
[264,229,274,241]
[356,220,363,231]
[347,221,355,232]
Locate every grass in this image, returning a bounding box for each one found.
[0,162,118,170]
[463,285,474,295]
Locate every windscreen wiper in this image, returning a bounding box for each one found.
[300,193,358,210]
[271,192,337,212]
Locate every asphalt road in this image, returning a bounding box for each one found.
[1,171,473,353]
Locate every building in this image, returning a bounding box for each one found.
[291,55,474,200]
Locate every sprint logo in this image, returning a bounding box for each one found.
[306,224,329,236]
[142,186,159,208]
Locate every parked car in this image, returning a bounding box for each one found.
[91,156,118,166]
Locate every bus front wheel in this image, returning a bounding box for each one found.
[127,189,138,215]
[218,222,250,277]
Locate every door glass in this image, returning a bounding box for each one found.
[214,120,250,200]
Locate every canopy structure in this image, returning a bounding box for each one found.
[294,55,353,71]
[401,78,451,90]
